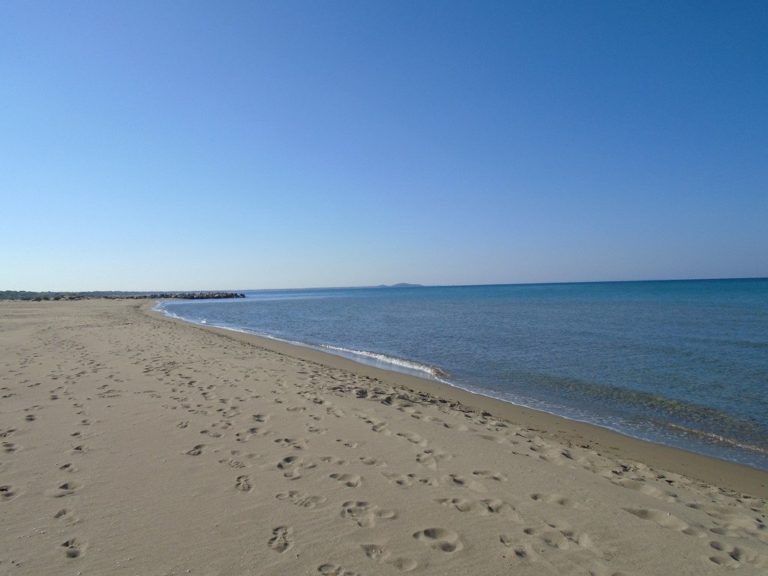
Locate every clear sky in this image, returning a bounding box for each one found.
[1,1,766,291]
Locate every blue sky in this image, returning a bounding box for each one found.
[1,1,766,290]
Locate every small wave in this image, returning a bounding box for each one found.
[514,371,767,440]
[665,423,768,455]
[320,344,449,379]
[153,302,183,321]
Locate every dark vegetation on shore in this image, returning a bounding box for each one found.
[0,291,245,301]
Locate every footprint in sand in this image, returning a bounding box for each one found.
[235,427,270,442]
[359,456,386,467]
[530,493,582,508]
[360,542,419,572]
[708,540,766,568]
[185,444,205,456]
[389,557,418,572]
[436,496,517,518]
[268,526,293,553]
[500,535,540,562]
[705,505,768,541]
[235,475,252,492]
[276,490,327,509]
[219,456,247,469]
[610,477,674,501]
[277,455,316,479]
[326,407,345,418]
[341,501,397,527]
[396,431,428,447]
[382,471,438,488]
[473,469,508,482]
[361,417,389,434]
[445,473,486,492]
[61,537,84,559]
[362,543,390,562]
[416,449,452,470]
[273,437,307,450]
[320,456,347,466]
[623,508,705,537]
[478,433,508,444]
[330,473,362,488]
[436,497,475,513]
[539,528,572,550]
[522,522,602,555]
[336,438,359,449]
[480,500,511,515]
[0,484,18,502]
[413,527,464,553]
[48,481,81,498]
[277,455,301,469]
[54,508,79,524]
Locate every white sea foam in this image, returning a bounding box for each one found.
[667,423,768,455]
[320,344,449,380]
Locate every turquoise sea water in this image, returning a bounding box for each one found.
[158,279,768,470]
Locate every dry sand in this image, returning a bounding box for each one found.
[0,299,766,575]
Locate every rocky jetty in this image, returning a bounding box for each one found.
[1,291,245,301]
[133,292,246,300]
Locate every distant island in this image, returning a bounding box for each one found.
[0,291,245,301]
[374,283,424,288]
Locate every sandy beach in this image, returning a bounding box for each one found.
[1,299,766,575]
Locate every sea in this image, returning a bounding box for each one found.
[156,278,768,470]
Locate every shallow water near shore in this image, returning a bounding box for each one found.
[158,278,768,470]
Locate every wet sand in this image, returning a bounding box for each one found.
[1,299,766,575]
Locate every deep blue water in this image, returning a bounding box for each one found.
[158,279,768,470]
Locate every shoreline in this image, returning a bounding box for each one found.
[148,301,768,498]
[3,299,767,575]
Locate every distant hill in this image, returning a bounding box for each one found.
[374,283,424,288]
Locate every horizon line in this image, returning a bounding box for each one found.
[4,275,767,294]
